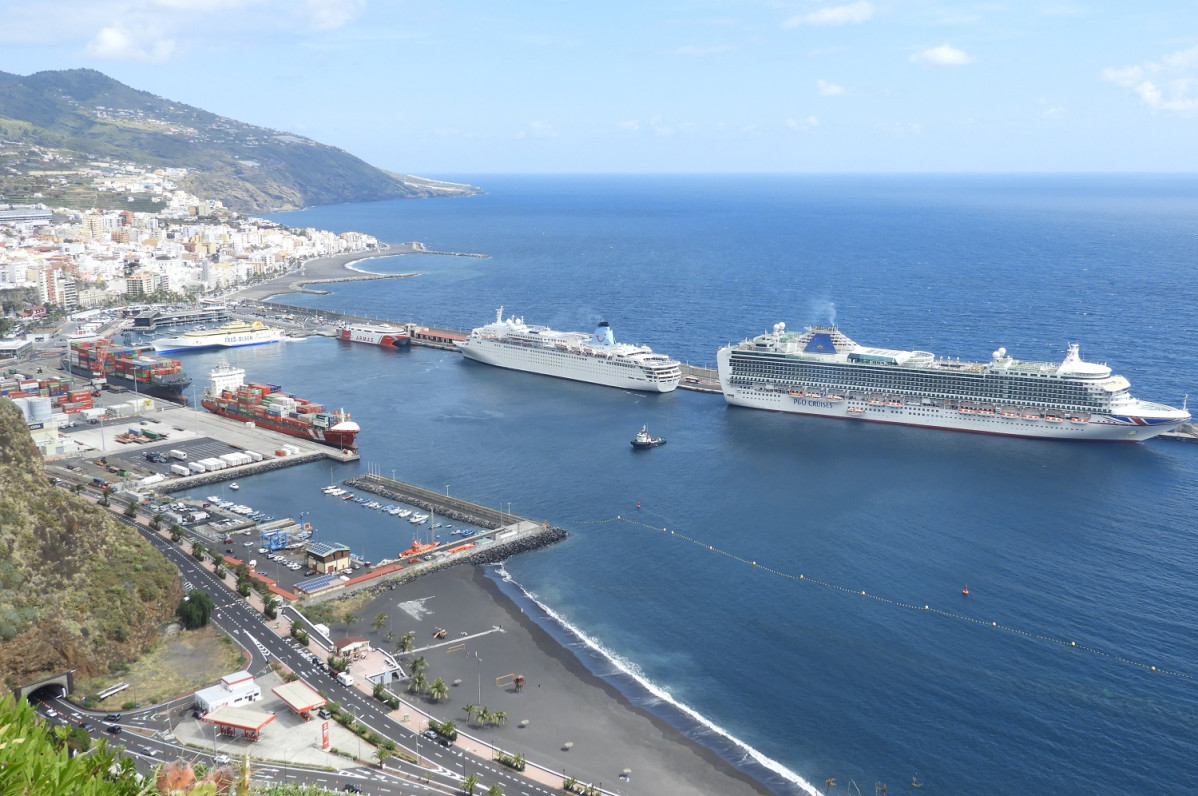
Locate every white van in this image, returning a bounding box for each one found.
[336,671,354,686]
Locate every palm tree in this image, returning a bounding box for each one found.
[410,655,428,677]
[475,706,491,727]
[372,612,387,632]
[429,678,449,703]
[343,611,357,626]
[397,631,415,653]
[487,784,504,796]
[150,513,164,530]
[461,703,477,724]
[461,773,479,795]
[407,671,427,695]
[374,746,393,768]
[491,710,506,727]
[99,486,113,506]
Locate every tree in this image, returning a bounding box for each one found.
[343,610,357,625]
[373,746,393,768]
[429,678,449,703]
[487,784,504,796]
[396,631,414,653]
[122,501,137,517]
[150,513,164,530]
[475,706,491,727]
[170,524,183,542]
[177,589,215,629]
[461,704,476,724]
[461,773,479,795]
[407,671,427,695]
[191,542,206,562]
[372,612,387,632]
[98,486,113,507]
[409,655,428,677]
[491,710,506,727]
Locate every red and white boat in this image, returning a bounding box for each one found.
[339,323,411,349]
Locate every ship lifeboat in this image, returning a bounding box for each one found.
[1069,415,1089,423]
[847,406,866,415]
[788,389,805,397]
[1045,415,1064,422]
[825,394,844,401]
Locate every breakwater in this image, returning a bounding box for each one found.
[345,473,520,529]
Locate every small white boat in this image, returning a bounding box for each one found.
[230,482,240,490]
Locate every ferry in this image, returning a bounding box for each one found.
[716,322,1189,441]
[152,320,283,353]
[338,323,411,349]
[456,308,681,392]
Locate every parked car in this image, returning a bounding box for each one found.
[105,725,121,735]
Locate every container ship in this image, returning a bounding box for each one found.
[152,320,282,353]
[338,323,411,349]
[64,338,191,401]
[201,362,359,449]
[456,307,681,392]
[716,322,1190,441]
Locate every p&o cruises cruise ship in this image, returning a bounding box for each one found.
[717,323,1189,441]
[457,308,681,392]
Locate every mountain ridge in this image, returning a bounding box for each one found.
[0,68,480,212]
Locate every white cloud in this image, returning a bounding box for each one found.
[616,120,641,132]
[650,117,674,136]
[817,79,845,97]
[909,44,974,66]
[879,122,922,135]
[304,0,365,31]
[85,26,177,63]
[515,121,558,139]
[783,1,874,28]
[1104,45,1198,116]
[1040,106,1065,119]
[786,116,820,132]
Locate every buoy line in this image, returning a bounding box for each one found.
[575,515,1190,681]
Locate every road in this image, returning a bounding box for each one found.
[32,499,560,796]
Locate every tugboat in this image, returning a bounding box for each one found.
[631,425,666,449]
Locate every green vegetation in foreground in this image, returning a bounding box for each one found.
[0,399,181,690]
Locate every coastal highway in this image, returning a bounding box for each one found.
[107,501,560,796]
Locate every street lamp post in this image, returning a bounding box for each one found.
[473,651,482,706]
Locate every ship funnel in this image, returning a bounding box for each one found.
[594,321,614,346]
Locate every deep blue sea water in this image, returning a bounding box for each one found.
[180,176,1198,794]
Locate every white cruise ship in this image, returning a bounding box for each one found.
[456,308,681,392]
[717,323,1189,441]
[152,320,283,353]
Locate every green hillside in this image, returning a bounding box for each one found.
[0,399,180,688]
[0,68,479,212]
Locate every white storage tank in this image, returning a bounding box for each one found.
[170,463,190,476]
[188,461,207,474]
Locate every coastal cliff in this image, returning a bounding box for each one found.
[0,399,180,687]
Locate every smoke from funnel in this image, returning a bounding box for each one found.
[807,299,837,326]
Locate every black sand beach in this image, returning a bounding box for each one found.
[235,248,406,302]
[352,565,777,796]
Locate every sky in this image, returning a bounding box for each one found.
[2,1,1197,177]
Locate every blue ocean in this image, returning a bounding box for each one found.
[179,176,1198,794]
